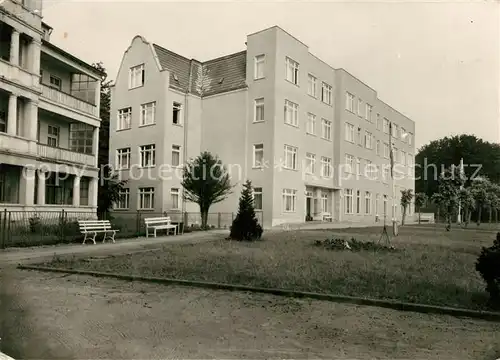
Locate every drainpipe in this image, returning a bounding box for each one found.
[181,63,191,219]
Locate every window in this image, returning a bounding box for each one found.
[383,142,389,159]
[282,188,297,212]
[70,73,96,104]
[129,64,145,89]
[139,144,155,167]
[254,98,265,122]
[344,189,353,214]
[383,118,390,133]
[45,172,72,205]
[285,57,299,85]
[375,193,380,215]
[49,75,61,90]
[408,132,413,146]
[284,145,298,170]
[117,107,132,130]
[357,99,363,117]
[116,148,131,169]
[140,101,156,126]
[402,150,407,166]
[345,154,354,173]
[365,159,373,178]
[173,102,182,124]
[305,153,316,174]
[345,123,354,142]
[376,140,381,156]
[392,123,398,137]
[356,158,361,177]
[0,111,5,132]
[321,156,332,178]
[138,187,154,210]
[357,127,362,146]
[308,74,317,97]
[394,147,399,163]
[408,154,414,176]
[69,123,93,154]
[306,113,316,135]
[365,191,372,214]
[116,189,130,209]
[401,127,406,142]
[47,125,59,147]
[356,190,361,214]
[253,187,263,210]
[376,113,381,130]
[383,195,388,215]
[345,92,355,112]
[321,119,332,140]
[79,178,90,206]
[284,100,299,126]
[254,54,265,79]
[321,192,328,213]
[253,144,264,168]
[383,167,390,182]
[172,145,181,166]
[321,82,332,105]
[364,131,372,149]
[170,188,180,209]
[366,104,373,122]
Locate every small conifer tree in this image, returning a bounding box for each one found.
[229,180,263,241]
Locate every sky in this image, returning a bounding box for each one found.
[41,0,499,149]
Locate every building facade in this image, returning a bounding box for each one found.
[0,0,103,215]
[110,26,415,228]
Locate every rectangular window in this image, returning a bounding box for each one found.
[321,119,332,140]
[284,145,298,170]
[345,92,355,112]
[305,152,316,174]
[173,102,182,124]
[285,57,299,85]
[284,100,299,126]
[116,148,131,170]
[116,189,130,209]
[365,160,374,178]
[408,154,414,176]
[282,188,297,212]
[170,188,180,209]
[356,158,361,176]
[253,187,263,210]
[254,98,265,122]
[345,154,354,173]
[79,177,90,206]
[129,64,145,89]
[402,150,407,166]
[117,107,132,130]
[47,125,59,147]
[0,111,6,132]
[321,82,332,105]
[138,187,154,210]
[321,156,332,178]
[364,131,372,149]
[139,144,155,167]
[254,54,265,79]
[394,147,399,163]
[172,145,181,167]
[383,195,388,215]
[253,143,264,168]
[69,123,93,154]
[321,192,328,213]
[345,123,354,142]
[357,99,363,116]
[383,167,390,182]
[408,132,413,146]
[376,140,381,156]
[49,75,62,90]
[140,101,156,126]
[357,127,362,146]
[383,118,390,133]
[375,193,380,215]
[366,104,373,122]
[344,189,353,214]
[356,190,361,214]
[383,142,389,159]
[306,113,316,135]
[365,191,372,215]
[308,74,317,97]
[401,127,406,142]
[392,123,398,137]
[376,113,381,130]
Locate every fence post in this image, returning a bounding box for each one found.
[7,211,11,247]
[218,213,221,229]
[0,209,6,249]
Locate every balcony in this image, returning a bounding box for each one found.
[37,143,95,167]
[0,131,32,155]
[40,84,98,117]
[0,0,42,30]
[0,58,39,89]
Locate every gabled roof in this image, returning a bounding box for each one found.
[152,44,247,97]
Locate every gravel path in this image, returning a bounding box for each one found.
[1,269,499,359]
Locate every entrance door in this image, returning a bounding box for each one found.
[306,197,312,217]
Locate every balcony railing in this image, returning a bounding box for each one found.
[37,143,95,167]
[0,58,40,89]
[0,132,32,155]
[40,84,98,117]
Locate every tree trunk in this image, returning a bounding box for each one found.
[200,209,209,229]
[477,207,482,226]
[467,210,472,226]
[418,207,421,224]
[489,207,492,224]
[402,207,407,225]
[446,206,452,231]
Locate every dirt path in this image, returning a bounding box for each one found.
[1,269,499,360]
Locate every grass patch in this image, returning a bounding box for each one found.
[43,226,494,311]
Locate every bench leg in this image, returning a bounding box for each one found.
[90,232,97,245]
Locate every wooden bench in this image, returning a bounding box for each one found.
[418,213,435,223]
[322,212,333,222]
[144,217,178,238]
[78,220,119,245]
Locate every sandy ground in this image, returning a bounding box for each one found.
[1,269,499,360]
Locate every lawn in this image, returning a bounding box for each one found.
[44,226,498,311]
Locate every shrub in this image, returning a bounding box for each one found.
[476,232,500,307]
[315,237,397,252]
[229,180,263,241]
[28,214,41,233]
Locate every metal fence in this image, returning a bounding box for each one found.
[0,209,263,249]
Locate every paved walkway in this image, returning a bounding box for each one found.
[0,230,227,267]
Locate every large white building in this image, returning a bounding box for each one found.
[0,0,103,215]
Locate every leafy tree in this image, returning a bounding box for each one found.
[471,177,491,226]
[433,166,463,230]
[229,180,263,241]
[476,232,500,308]
[400,189,413,225]
[414,192,428,224]
[97,169,127,215]
[458,187,475,227]
[181,152,233,229]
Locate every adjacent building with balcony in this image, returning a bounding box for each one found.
[0,0,103,214]
[110,26,415,228]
